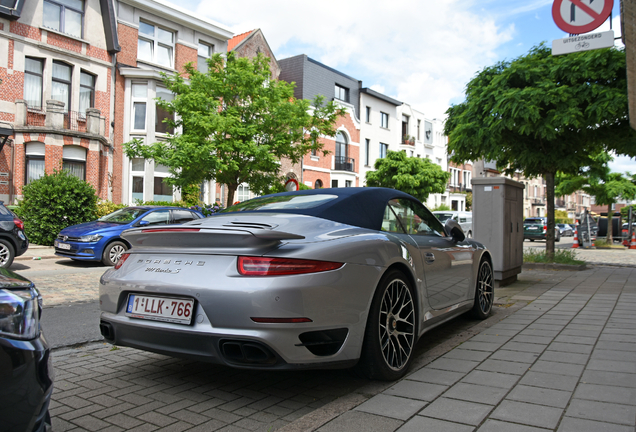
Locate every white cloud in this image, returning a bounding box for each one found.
[609,155,636,175]
[188,0,514,119]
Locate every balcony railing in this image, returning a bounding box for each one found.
[64,111,87,132]
[18,100,103,135]
[334,156,355,172]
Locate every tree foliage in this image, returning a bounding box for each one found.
[124,52,345,208]
[556,154,636,242]
[445,44,636,257]
[15,170,98,245]
[366,151,450,202]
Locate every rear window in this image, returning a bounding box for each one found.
[524,218,544,225]
[222,194,338,213]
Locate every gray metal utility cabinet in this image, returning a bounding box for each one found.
[472,177,524,286]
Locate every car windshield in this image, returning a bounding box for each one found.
[98,208,148,223]
[222,194,338,213]
[434,213,454,222]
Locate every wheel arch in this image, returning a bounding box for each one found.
[0,234,18,251]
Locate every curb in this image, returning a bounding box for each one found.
[16,255,58,261]
[522,262,587,271]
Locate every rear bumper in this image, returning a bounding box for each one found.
[99,315,357,370]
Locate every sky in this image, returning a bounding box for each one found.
[171,0,632,174]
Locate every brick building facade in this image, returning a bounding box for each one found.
[0,0,119,203]
[112,0,231,205]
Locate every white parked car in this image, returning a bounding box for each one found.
[433,211,473,238]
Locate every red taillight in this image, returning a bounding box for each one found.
[13,218,24,230]
[237,256,343,276]
[543,225,547,232]
[114,253,130,270]
[251,317,313,323]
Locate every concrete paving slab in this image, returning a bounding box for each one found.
[443,382,508,405]
[477,419,553,432]
[557,417,634,432]
[461,370,520,390]
[442,348,491,363]
[384,380,447,402]
[489,350,540,364]
[518,371,579,392]
[316,411,402,432]
[529,360,585,377]
[490,400,563,429]
[565,399,636,425]
[418,397,493,426]
[397,416,473,432]
[537,350,589,365]
[506,385,572,409]
[476,359,532,375]
[354,394,426,421]
[573,383,636,405]
[406,368,464,386]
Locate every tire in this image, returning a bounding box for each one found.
[356,270,417,381]
[529,239,534,242]
[102,241,128,266]
[0,239,15,268]
[471,259,494,319]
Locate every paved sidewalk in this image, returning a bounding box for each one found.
[282,266,636,432]
[48,266,636,431]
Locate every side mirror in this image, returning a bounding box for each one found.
[445,219,466,242]
[137,220,150,227]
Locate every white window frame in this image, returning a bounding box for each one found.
[131,82,148,132]
[198,41,213,73]
[138,20,175,68]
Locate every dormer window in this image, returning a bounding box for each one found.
[43,0,84,38]
[334,84,349,103]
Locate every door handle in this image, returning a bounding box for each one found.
[424,252,435,264]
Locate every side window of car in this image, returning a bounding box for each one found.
[381,200,406,234]
[141,210,170,226]
[398,199,445,237]
[172,210,197,224]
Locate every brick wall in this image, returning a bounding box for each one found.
[233,31,281,79]
[175,43,197,77]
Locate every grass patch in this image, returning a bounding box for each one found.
[593,238,626,249]
[524,248,585,265]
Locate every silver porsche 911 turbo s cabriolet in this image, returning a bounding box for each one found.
[99,187,493,380]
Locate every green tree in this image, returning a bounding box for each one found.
[124,52,345,208]
[366,151,450,202]
[15,170,98,245]
[445,45,636,259]
[557,155,636,243]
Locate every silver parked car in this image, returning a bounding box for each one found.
[99,188,494,380]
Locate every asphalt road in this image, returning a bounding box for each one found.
[10,257,108,348]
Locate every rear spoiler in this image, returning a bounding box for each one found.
[121,225,305,252]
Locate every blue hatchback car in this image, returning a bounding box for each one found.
[54,206,204,266]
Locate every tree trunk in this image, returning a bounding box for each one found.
[225,184,238,209]
[607,203,613,244]
[545,171,555,260]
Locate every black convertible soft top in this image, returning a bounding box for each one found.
[221,187,418,231]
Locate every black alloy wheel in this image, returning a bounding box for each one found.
[357,270,416,381]
[471,259,494,319]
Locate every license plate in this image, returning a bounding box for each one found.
[527,227,538,230]
[126,294,195,325]
[57,242,71,250]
